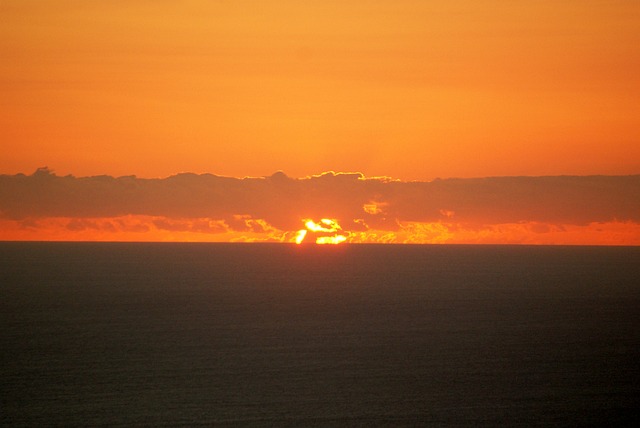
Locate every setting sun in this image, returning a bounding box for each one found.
[295,218,348,245]
[0,1,639,246]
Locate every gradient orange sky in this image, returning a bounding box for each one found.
[2,2,640,244]
[2,0,639,180]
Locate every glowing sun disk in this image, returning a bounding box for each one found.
[304,218,341,233]
[295,218,347,244]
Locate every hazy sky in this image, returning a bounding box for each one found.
[2,0,640,180]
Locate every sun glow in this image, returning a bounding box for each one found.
[316,235,347,245]
[295,218,348,244]
[363,202,385,215]
[295,229,307,244]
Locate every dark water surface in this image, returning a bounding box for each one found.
[1,243,639,426]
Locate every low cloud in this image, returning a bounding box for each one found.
[1,168,639,243]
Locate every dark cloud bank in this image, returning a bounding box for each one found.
[1,168,639,231]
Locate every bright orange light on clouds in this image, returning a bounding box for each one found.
[1,217,639,246]
[0,216,287,243]
[294,230,307,245]
[1,170,638,245]
[363,202,386,215]
[316,235,348,245]
[295,219,348,245]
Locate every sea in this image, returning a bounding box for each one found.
[1,242,639,426]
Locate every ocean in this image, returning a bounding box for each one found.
[1,242,639,426]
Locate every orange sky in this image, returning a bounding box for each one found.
[2,2,640,244]
[2,0,640,180]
